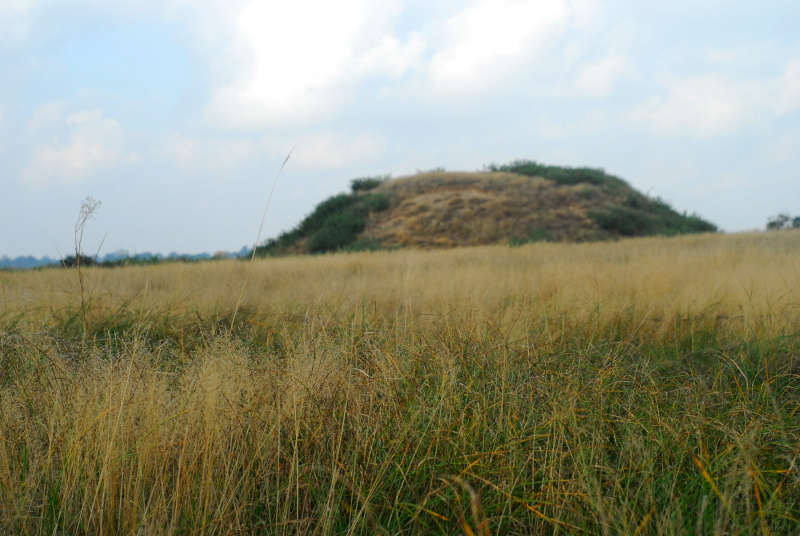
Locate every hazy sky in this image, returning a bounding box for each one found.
[2,0,799,258]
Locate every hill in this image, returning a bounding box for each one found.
[256,160,717,255]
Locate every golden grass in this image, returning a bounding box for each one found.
[1,231,799,534]
[3,230,800,341]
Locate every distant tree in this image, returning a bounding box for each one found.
[766,213,799,231]
[60,254,97,268]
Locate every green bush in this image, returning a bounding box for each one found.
[255,184,395,256]
[308,212,367,253]
[485,159,625,188]
[590,195,718,238]
[592,207,648,236]
[351,175,389,192]
[298,194,358,235]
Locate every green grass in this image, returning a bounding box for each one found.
[508,228,554,246]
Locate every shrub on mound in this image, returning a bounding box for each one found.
[255,189,392,256]
[350,174,390,192]
[308,212,367,253]
[590,195,717,237]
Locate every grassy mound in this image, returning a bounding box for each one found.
[255,161,717,255]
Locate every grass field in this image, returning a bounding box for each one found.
[1,231,799,534]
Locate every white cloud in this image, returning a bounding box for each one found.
[705,48,739,64]
[580,109,610,131]
[680,173,755,197]
[158,134,255,174]
[625,60,800,137]
[773,60,800,114]
[626,74,756,137]
[205,0,365,127]
[0,105,6,156]
[291,132,386,170]
[426,0,574,91]
[356,33,427,78]
[536,119,569,140]
[533,108,611,139]
[203,0,600,128]
[203,0,417,129]
[20,109,139,188]
[26,100,66,133]
[158,130,385,173]
[0,0,37,47]
[766,131,800,163]
[574,53,626,96]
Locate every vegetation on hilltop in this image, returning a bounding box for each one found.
[254,160,717,256]
[484,159,628,187]
[489,160,717,238]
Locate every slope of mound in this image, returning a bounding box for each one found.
[256,161,717,255]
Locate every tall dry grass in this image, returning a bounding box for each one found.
[3,230,800,341]
[1,231,799,534]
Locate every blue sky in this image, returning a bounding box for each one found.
[2,0,799,257]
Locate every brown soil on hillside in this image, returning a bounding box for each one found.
[361,171,623,248]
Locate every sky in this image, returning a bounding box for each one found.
[1,0,799,258]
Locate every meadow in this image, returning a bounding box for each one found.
[1,230,799,534]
